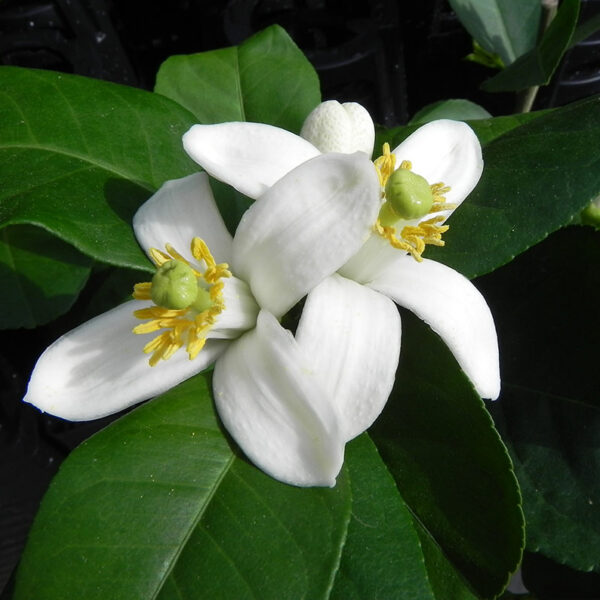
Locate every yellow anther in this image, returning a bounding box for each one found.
[132,238,230,366]
[374,143,396,188]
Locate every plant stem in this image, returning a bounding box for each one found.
[516,0,559,113]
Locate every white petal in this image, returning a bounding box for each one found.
[391,119,483,219]
[368,256,500,399]
[233,152,381,317]
[296,274,400,441]
[133,173,233,265]
[24,301,228,421]
[300,101,375,156]
[210,276,259,339]
[213,311,345,487]
[183,123,320,199]
[339,233,402,284]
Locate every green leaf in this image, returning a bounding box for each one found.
[155,25,320,133]
[13,373,352,600]
[414,526,479,600]
[0,66,198,272]
[330,434,435,600]
[409,99,491,126]
[448,0,541,65]
[481,226,600,573]
[481,0,579,93]
[0,225,90,328]
[371,311,524,600]
[427,96,600,278]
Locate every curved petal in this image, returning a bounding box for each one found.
[391,119,483,219]
[338,233,402,284]
[296,274,400,441]
[183,122,320,199]
[300,101,375,156]
[368,256,500,399]
[24,301,228,421]
[210,276,260,339]
[213,310,345,487]
[233,151,381,317]
[133,173,233,265]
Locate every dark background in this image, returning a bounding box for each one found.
[2,0,600,597]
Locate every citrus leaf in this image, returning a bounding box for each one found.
[0,225,90,328]
[155,25,320,133]
[371,311,524,600]
[481,0,579,92]
[448,0,541,65]
[0,66,197,272]
[13,373,352,599]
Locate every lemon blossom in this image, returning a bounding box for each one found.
[183,109,500,411]
[24,151,393,487]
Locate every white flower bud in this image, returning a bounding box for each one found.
[300,100,375,157]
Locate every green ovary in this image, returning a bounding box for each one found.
[151,260,199,310]
[380,168,434,225]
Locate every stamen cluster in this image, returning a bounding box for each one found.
[132,238,230,365]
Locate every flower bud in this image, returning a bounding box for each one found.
[300,100,375,157]
[151,260,198,310]
[385,168,433,220]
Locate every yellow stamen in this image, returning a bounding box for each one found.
[373,143,458,261]
[132,238,230,366]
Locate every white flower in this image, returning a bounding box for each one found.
[24,151,388,487]
[183,112,500,431]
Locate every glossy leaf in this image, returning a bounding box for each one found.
[480,226,600,573]
[0,225,90,328]
[330,434,435,600]
[13,373,352,599]
[481,0,579,92]
[448,0,541,65]
[370,311,524,600]
[155,25,320,133]
[409,99,491,125]
[426,96,600,278]
[0,66,198,272]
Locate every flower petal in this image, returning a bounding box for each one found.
[210,276,260,339]
[232,151,381,317]
[391,119,483,219]
[213,310,345,487]
[296,274,400,441]
[24,301,228,421]
[133,172,233,265]
[300,100,375,156]
[183,122,320,199]
[368,256,500,399]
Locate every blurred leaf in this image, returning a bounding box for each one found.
[330,434,435,600]
[481,226,600,573]
[371,311,524,600]
[0,225,90,329]
[14,373,352,599]
[426,96,600,278]
[481,0,579,92]
[409,99,491,125]
[0,67,197,273]
[570,11,600,46]
[155,25,320,133]
[448,0,541,65]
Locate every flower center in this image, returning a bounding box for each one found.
[132,238,231,366]
[373,143,455,262]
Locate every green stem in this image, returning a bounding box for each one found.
[516,0,559,113]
